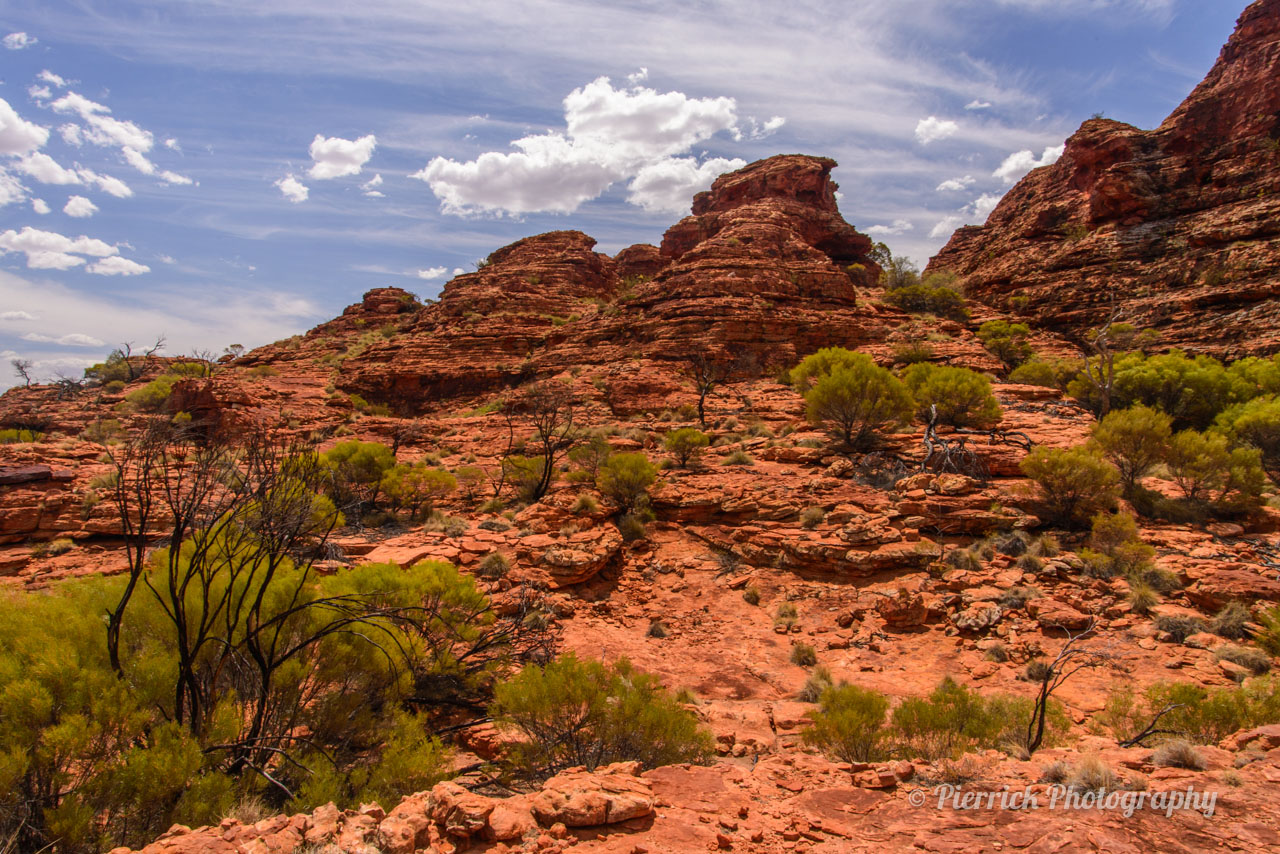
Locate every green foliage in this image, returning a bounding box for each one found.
[869,242,920,289]
[1082,511,1155,578]
[597,452,656,512]
[322,440,396,509]
[0,428,42,444]
[802,683,891,763]
[977,320,1034,370]
[125,375,177,412]
[902,363,1002,428]
[882,281,969,319]
[1009,358,1082,390]
[1165,429,1268,511]
[1217,395,1280,484]
[794,349,914,449]
[664,427,710,467]
[1089,405,1171,491]
[1019,446,1119,527]
[1103,677,1280,746]
[491,653,714,776]
[1257,606,1280,657]
[380,462,457,519]
[889,677,1061,761]
[1103,351,1259,430]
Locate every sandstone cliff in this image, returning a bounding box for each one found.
[927,0,1280,357]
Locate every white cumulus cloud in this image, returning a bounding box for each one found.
[968,192,1003,221]
[63,195,99,218]
[415,75,749,216]
[0,169,26,207]
[915,116,959,144]
[77,168,133,198]
[993,144,1065,183]
[362,173,384,197]
[865,218,914,236]
[38,70,68,88]
[28,85,52,101]
[417,266,448,279]
[626,156,745,215]
[87,256,150,276]
[51,92,153,152]
[965,100,993,110]
[275,174,309,203]
[32,198,49,214]
[3,32,36,50]
[929,215,966,240]
[15,152,81,185]
[0,226,119,271]
[936,175,976,192]
[0,97,50,155]
[308,133,377,179]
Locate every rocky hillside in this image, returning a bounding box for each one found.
[927,0,1280,358]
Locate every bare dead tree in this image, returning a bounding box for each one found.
[1023,619,1113,755]
[1118,702,1189,748]
[500,382,579,501]
[680,351,750,428]
[10,358,32,388]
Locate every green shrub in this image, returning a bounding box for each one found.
[490,653,713,775]
[798,665,834,702]
[125,375,176,411]
[802,683,891,763]
[883,283,969,319]
[1104,678,1280,746]
[1081,511,1155,579]
[977,320,1033,370]
[793,349,914,449]
[570,494,599,514]
[891,340,936,365]
[0,428,42,444]
[598,452,656,512]
[1217,395,1280,484]
[1258,606,1280,657]
[1166,429,1268,512]
[1009,358,1081,390]
[1090,405,1172,492]
[902,363,1002,428]
[721,449,754,466]
[1110,351,1249,430]
[322,440,397,508]
[664,427,709,467]
[1019,446,1119,527]
[380,463,456,519]
[1128,581,1159,615]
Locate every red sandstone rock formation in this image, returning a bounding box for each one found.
[927,0,1280,357]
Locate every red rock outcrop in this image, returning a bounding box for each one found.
[927,0,1280,357]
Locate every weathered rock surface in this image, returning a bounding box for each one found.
[928,0,1280,357]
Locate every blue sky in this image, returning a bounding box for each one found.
[0,0,1245,389]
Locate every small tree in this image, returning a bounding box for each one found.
[664,427,709,467]
[795,351,914,449]
[501,382,579,502]
[11,357,33,388]
[381,462,457,520]
[901,363,1002,428]
[322,439,397,511]
[680,352,744,428]
[1217,396,1280,484]
[1090,404,1172,493]
[802,682,890,763]
[597,452,656,512]
[976,320,1034,370]
[1022,621,1111,755]
[1019,445,1119,527]
[491,653,713,776]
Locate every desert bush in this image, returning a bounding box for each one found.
[891,340,936,365]
[380,462,456,520]
[793,349,914,449]
[721,449,754,466]
[1154,614,1206,643]
[802,683,891,763]
[490,653,714,776]
[476,552,510,580]
[902,363,1002,428]
[616,514,648,542]
[1211,602,1253,640]
[798,665,834,702]
[1090,405,1172,492]
[1217,395,1280,484]
[1109,351,1248,430]
[646,620,669,638]
[1009,358,1081,390]
[1066,756,1119,793]
[999,586,1040,610]
[1215,644,1271,676]
[800,506,826,529]
[977,320,1034,369]
[1258,606,1280,657]
[570,493,599,514]
[1080,511,1155,579]
[743,585,761,606]
[1152,739,1205,770]
[664,427,709,467]
[0,428,42,444]
[791,642,818,667]
[322,439,396,510]
[888,677,1007,761]
[124,375,177,411]
[883,282,969,319]
[568,435,612,482]
[1128,581,1159,615]
[597,452,656,512]
[1019,446,1119,527]
[1165,429,1268,512]
[945,547,982,571]
[1103,678,1280,746]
